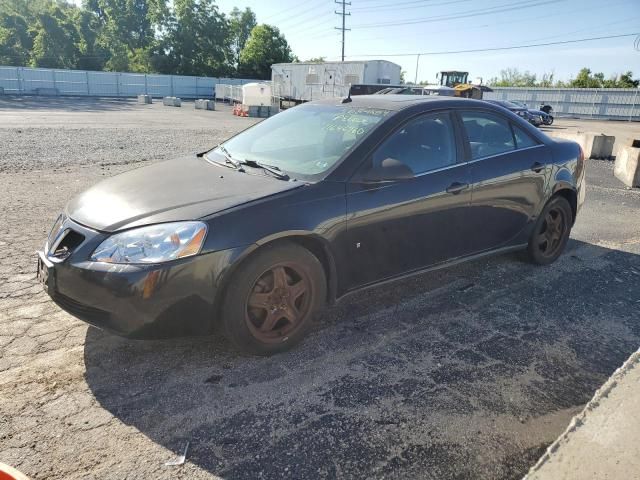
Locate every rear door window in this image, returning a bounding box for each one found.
[512,125,538,149]
[461,112,515,159]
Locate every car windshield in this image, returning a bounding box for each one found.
[208,104,390,181]
[501,101,523,109]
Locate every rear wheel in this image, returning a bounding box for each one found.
[527,196,572,265]
[221,242,326,355]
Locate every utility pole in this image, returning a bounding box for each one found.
[335,1,351,62]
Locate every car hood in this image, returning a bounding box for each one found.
[66,155,302,232]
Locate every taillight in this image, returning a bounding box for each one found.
[576,145,585,179]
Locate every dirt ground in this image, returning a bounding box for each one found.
[1,97,639,480]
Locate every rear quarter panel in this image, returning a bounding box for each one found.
[542,137,585,217]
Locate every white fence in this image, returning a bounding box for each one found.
[485,87,640,121]
[216,84,244,103]
[0,66,256,98]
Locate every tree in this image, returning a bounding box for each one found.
[0,14,31,66]
[305,56,326,63]
[618,71,639,88]
[30,5,80,69]
[73,8,108,70]
[238,24,293,79]
[229,6,255,69]
[152,0,232,77]
[570,68,603,88]
[489,68,537,87]
[84,0,168,71]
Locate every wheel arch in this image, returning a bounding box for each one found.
[551,185,578,225]
[212,233,338,330]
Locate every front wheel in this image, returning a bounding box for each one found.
[221,242,326,355]
[527,196,573,265]
[545,115,554,125]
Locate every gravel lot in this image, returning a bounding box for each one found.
[1,97,639,480]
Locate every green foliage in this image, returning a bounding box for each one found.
[569,68,640,88]
[305,56,326,63]
[489,68,538,87]
[229,6,255,68]
[238,24,293,80]
[0,13,31,65]
[152,0,232,77]
[0,1,296,78]
[30,5,80,68]
[487,67,639,89]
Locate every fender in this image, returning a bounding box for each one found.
[212,230,340,319]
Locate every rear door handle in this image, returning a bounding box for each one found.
[446,182,469,194]
[531,162,544,173]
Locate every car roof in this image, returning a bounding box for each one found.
[486,99,521,109]
[308,94,495,112]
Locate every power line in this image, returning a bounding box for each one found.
[349,0,632,43]
[351,0,563,29]
[266,2,332,28]
[341,32,639,57]
[350,0,473,12]
[260,0,322,22]
[335,0,351,62]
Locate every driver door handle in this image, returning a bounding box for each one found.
[446,182,469,194]
[531,162,544,173]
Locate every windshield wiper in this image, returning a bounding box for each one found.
[239,159,290,180]
[217,145,241,168]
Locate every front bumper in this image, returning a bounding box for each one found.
[38,218,247,338]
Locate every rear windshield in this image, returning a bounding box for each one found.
[214,104,390,181]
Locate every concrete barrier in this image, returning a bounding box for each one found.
[163,96,181,107]
[614,146,640,187]
[547,131,615,159]
[247,105,278,118]
[137,94,152,104]
[194,99,215,110]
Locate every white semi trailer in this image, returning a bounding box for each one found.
[271,60,402,106]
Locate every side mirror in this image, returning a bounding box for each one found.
[362,158,414,183]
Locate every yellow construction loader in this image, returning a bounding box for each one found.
[437,71,491,99]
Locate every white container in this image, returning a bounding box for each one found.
[242,82,272,106]
[271,60,402,102]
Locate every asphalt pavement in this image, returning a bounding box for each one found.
[0,97,639,479]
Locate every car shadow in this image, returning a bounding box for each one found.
[83,239,640,479]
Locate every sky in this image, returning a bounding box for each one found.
[215,0,640,83]
[71,0,640,83]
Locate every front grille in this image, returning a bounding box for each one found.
[48,228,85,259]
[53,292,110,325]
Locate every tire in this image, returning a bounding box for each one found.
[527,195,573,265]
[221,242,326,356]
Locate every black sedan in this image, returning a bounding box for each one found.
[37,95,585,355]
[485,99,545,127]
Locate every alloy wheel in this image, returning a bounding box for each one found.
[535,207,566,258]
[245,263,313,343]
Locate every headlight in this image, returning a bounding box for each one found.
[90,222,207,264]
[48,214,66,246]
